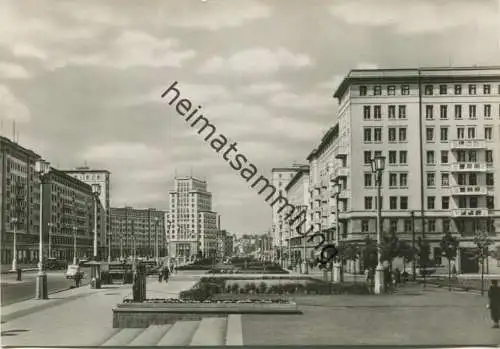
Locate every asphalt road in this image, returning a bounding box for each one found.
[1,268,90,306]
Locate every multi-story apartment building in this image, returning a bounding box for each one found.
[167,177,218,264]
[63,167,111,257]
[307,66,500,274]
[110,207,166,260]
[1,136,42,264]
[284,166,311,264]
[270,164,308,262]
[42,168,103,261]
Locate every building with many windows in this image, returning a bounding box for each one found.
[305,66,500,274]
[0,136,42,264]
[110,207,166,260]
[166,177,218,264]
[63,167,111,257]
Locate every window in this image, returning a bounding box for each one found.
[426,150,435,164]
[389,173,398,187]
[388,128,396,142]
[389,151,397,164]
[428,219,436,232]
[404,220,412,232]
[467,127,475,139]
[398,105,406,119]
[442,196,450,209]
[374,86,382,95]
[374,105,382,119]
[399,128,407,141]
[390,196,398,209]
[486,173,494,186]
[441,150,448,164]
[484,104,491,118]
[401,85,410,95]
[439,84,447,95]
[440,127,448,142]
[469,173,477,186]
[443,219,450,232]
[387,85,396,95]
[390,219,398,233]
[364,151,372,164]
[399,151,407,164]
[454,105,462,119]
[425,105,434,119]
[364,128,372,142]
[424,85,433,95]
[440,105,448,119]
[374,150,382,158]
[469,105,476,118]
[485,127,492,140]
[469,84,477,95]
[426,127,434,141]
[388,105,396,119]
[427,172,435,187]
[484,84,491,94]
[374,128,382,142]
[468,151,477,162]
[454,84,462,95]
[399,173,408,187]
[359,86,367,96]
[363,106,371,119]
[427,196,435,209]
[400,196,408,210]
[441,173,449,186]
[486,150,493,163]
[364,197,373,210]
[364,173,373,187]
[487,196,495,210]
[361,220,369,232]
[457,127,465,139]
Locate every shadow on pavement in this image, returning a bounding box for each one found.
[1,329,30,337]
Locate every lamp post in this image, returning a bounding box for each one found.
[35,159,50,300]
[332,179,341,282]
[11,217,18,271]
[108,233,112,263]
[154,217,159,264]
[72,225,77,265]
[371,155,386,295]
[48,222,54,259]
[91,184,101,260]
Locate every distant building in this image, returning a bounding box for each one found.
[110,207,166,260]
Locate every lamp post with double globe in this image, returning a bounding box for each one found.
[371,155,386,295]
[35,159,50,300]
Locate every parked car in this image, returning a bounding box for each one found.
[46,258,67,270]
[66,264,85,279]
[78,259,90,267]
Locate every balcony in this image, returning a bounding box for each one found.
[451,185,488,196]
[450,139,486,150]
[335,167,349,178]
[450,162,487,172]
[451,209,489,217]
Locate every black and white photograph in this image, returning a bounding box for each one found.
[1,0,500,347]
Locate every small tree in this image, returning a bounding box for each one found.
[398,240,414,276]
[416,237,431,287]
[380,231,400,271]
[439,232,460,291]
[344,243,362,283]
[362,236,378,272]
[473,229,493,296]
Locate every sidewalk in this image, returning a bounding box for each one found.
[0,273,199,347]
[1,264,38,274]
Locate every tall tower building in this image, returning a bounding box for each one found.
[167,177,218,264]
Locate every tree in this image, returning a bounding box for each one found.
[416,237,431,287]
[362,236,378,271]
[439,232,460,291]
[343,242,362,283]
[473,229,493,296]
[398,240,415,276]
[380,231,400,271]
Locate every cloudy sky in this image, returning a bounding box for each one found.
[1,0,499,234]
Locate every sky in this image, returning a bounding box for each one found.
[1,0,499,235]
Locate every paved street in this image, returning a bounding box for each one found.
[1,268,90,306]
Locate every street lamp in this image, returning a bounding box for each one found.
[108,232,112,263]
[91,184,101,260]
[371,155,386,295]
[154,217,159,264]
[332,179,341,282]
[48,222,54,259]
[11,217,18,271]
[35,159,50,300]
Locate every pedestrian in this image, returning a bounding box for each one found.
[158,265,163,283]
[488,280,500,328]
[394,268,401,288]
[163,266,170,283]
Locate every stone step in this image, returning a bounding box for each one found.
[127,325,171,346]
[226,314,243,346]
[101,328,144,346]
[189,317,227,346]
[156,320,200,346]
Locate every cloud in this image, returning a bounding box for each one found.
[199,48,312,75]
[0,86,31,122]
[355,62,379,70]
[166,0,271,31]
[241,82,287,95]
[318,74,345,93]
[0,62,31,79]
[12,43,48,60]
[81,142,163,163]
[268,92,334,110]
[329,0,499,34]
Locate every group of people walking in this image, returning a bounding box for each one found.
[158,262,175,283]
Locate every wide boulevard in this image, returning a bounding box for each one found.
[1,268,90,306]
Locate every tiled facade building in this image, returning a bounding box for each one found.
[110,207,166,260]
[302,66,500,274]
